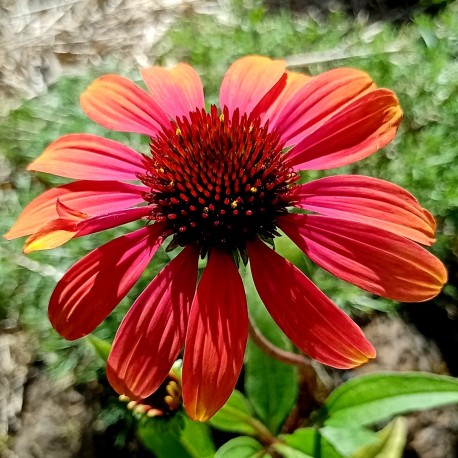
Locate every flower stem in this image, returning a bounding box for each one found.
[247,316,312,367]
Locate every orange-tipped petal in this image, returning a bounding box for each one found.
[24,205,150,253]
[279,213,447,302]
[271,67,375,147]
[182,249,248,421]
[5,181,145,240]
[289,89,402,170]
[219,55,286,117]
[80,75,169,136]
[107,245,199,399]
[48,224,164,340]
[27,134,144,181]
[292,175,436,245]
[247,237,375,368]
[141,63,205,118]
[23,219,79,254]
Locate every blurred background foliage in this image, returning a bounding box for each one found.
[1,0,457,454]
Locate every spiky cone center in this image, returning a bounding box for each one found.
[139,105,298,257]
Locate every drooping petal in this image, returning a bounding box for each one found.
[292,175,436,245]
[270,68,375,147]
[279,213,447,302]
[23,206,151,253]
[27,134,144,181]
[219,55,286,117]
[5,181,145,240]
[141,63,205,119]
[107,245,199,399]
[247,237,375,369]
[48,224,165,340]
[289,89,402,170]
[182,249,248,421]
[80,75,169,136]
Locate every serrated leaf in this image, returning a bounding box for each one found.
[319,372,458,427]
[243,267,298,434]
[352,417,408,458]
[281,428,344,458]
[209,390,258,436]
[215,437,264,458]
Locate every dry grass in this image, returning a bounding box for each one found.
[0,0,200,116]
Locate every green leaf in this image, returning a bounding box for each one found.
[319,372,458,427]
[215,437,264,458]
[243,267,298,434]
[281,428,344,458]
[86,334,111,361]
[138,414,215,458]
[209,390,258,436]
[273,442,313,458]
[319,426,379,457]
[353,417,408,458]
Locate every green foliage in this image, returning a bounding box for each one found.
[352,417,408,458]
[280,428,344,458]
[214,436,264,458]
[138,414,215,458]
[317,372,458,427]
[209,390,259,436]
[244,268,298,434]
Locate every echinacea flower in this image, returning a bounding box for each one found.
[6,56,447,421]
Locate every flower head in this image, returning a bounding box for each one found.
[6,56,447,421]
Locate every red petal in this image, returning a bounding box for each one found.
[247,237,375,369]
[292,175,436,245]
[5,181,145,240]
[27,134,144,181]
[260,71,311,126]
[219,55,286,117]
[271,68,375,147]
[289,89,402,170]
[107,245,199,399]
[279,213,447,302]
[80,75,169,136]
[182,249,248,421]
[48,224,165,340]
[141,63,205,118]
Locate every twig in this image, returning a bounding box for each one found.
[248,315,312,367]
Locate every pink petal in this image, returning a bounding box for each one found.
[27,134,144,181]
[292,175,436,245]
[182,249,248,421]
[48,224,165,340]
[5,181,145,240]
[247,237,375,369]
[219,55,286,117]
[80,75,169,136]
[107,245,199,399]
[141,63,205,119]
[289,89,402,170]
[260,71,311,126]
[279,213,447,302]
[270,68,375,147]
